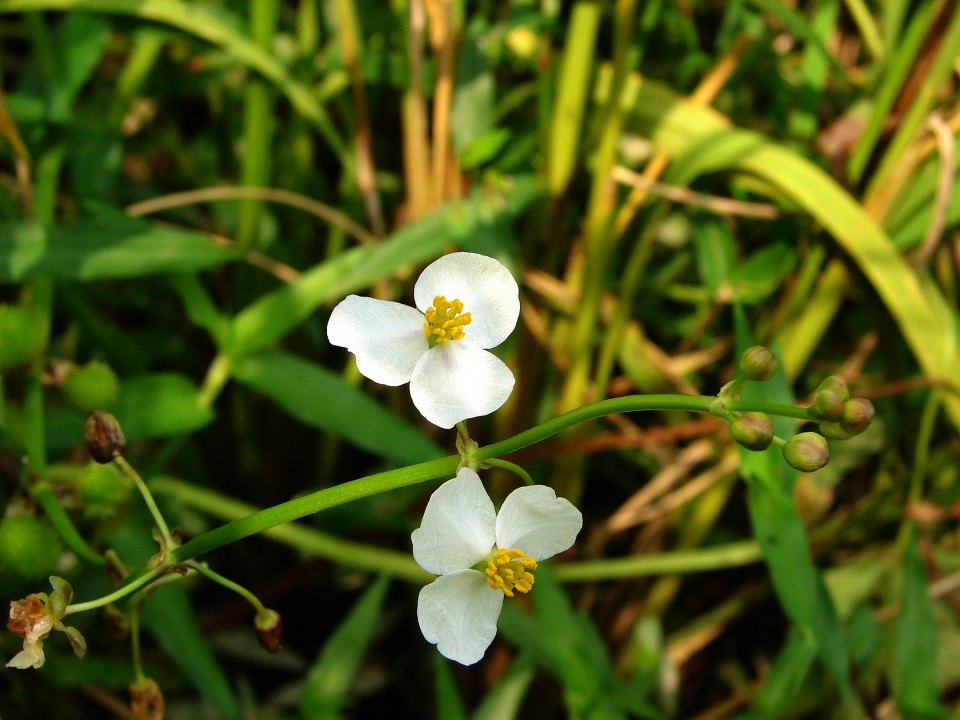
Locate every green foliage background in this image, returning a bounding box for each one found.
[0,0,958,718]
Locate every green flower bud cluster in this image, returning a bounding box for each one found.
[807,376,875,440]
[725,353,876,475]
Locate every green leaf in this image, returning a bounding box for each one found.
[47,13,112,120]
[692,217,735,294]
[231,350,442,465]
[299,576,390,720]
[434,653,468,720]
[472,655,535,720]
[113,373,214,440]
[0,221,240,282]
[612,73,960,429]
[895,528,949,719]
[731,242,798,305]
[452,18,495,155]
[141,583,241,720]
[752,629,819,718]
[229,178,538,358]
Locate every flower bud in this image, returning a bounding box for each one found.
[819,422,851,440]
[730,412,775,451]
[739,346,779,381]
[62,360,119,412]
[782,433,830,472]
[817,375,849,401]
[130,678,164,720]
[840,398,874,435]
[0,516,62,581]
[809,389,845,421]
[84,411,127,463]
[254,609,283,653]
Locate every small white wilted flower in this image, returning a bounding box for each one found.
[327,252,520,429]
[412,468,582,665]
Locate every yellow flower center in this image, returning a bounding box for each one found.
[423,295,471,345]
[484,548,537,597]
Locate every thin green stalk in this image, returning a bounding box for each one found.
[197,354,232,409]
[485,458,534,486]
[64,566,163,615]
[130,611,145,684]
[897,390,941,549]
[186,560,267,615]
[841,0,884,61]
[108,33,165,128]
[33,483,105,566]
[553,539,762,582]
[68,393,810,610]
[237,0,279,250]
[114,456,176,551]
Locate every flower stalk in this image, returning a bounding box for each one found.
[113,455,176,552]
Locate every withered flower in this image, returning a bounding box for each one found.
[5,577,86,669]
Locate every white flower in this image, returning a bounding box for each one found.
[411,468,582,665]
[327,252,520,428]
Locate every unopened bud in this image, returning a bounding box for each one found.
[817,376,849,401]
[783,433,830,472]
[84,411,126,463]
[254,609,283,653]
[819,422,851,440]
[739,346,779,382]
[840,398,874,435]
[730,412,775,451]
[809,389,845,421]
[130,678,164,720]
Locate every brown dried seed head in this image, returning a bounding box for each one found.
[254,609,283,653]
[84,411,127,463]
[130,678,165,720]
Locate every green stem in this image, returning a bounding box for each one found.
[552,539,762,582]
[66,393,810,611]
[114,456,176,550]
[32,483,105,566]
[64,566,163,615]
[485,458,534,486]
[186,560,267,615]
[130,611,145,684]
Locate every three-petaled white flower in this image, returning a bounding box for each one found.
[327,252,520,429]
[412,468,582,665]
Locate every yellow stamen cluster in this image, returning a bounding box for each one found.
[423,295,471,345]
[484,548,537,597]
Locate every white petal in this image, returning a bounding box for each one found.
[417,569,503,666]
[409,344,515,429]
[412,467,497,575]
[327,295,428,386]
[495,485,583,561]
[414,252,520,349]
[6,640,44,669]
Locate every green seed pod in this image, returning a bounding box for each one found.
[62,360,119,412]
[783,433,830,472]
[78,461,133,518]
[840,398,875,435]
[730,412,775,451]
[0,305,45,371]
[84,411,127,463]
[817,375,849,402]
[739,346,779,382]
[809,389,845,421]
[0,516,62,581]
